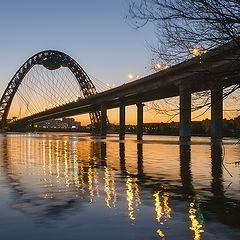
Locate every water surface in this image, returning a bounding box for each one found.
[0,133,239,240]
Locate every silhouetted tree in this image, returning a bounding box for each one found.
[128,0,240,65]
[128,0,240,122]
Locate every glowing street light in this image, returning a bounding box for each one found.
[192,48,199,55]
[155,63,162,69]
[164,65,169,69]
[89,88,93,93]
[128,74,134,80]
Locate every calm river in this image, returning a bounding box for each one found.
[0,133,239,240]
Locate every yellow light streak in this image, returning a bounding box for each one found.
[135,182,141,207]
[64,141,69,187]
[104,167,112,208]
[56,140,60,179]
[157,229,165,238]
[93,167,99,197]
[75,160,80,187]
[153,191,171,238]
[163,193,171,219]
[153,192,163,223]
[111,170,117,208]
[80,161,85,192]
[42,140,46,176]
[88,166,94,203]
[189,202,204,240]
[126,178,135,220]
[48,140,52,176]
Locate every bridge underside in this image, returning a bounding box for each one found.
[8,43,240,141]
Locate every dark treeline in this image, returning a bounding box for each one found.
[107,117,240,137]
[29,117,240,137]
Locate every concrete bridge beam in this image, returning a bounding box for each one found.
[100,105,107,137]
[137,103,144,141]
[211,87,223,140]
[119,104,126,140]
[179,85,191,142]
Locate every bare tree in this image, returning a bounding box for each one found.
[127,0,240,123]
[128,0,240,65]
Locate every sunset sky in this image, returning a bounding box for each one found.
[0,0,160,125]
[1,0,235,125]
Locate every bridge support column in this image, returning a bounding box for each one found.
[100,105,107,137]
[211,87,223,141]
[179,85,191,142]
[137,103,144,141]
[119,104,125,140]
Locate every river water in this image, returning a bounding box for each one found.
[0,133,239,240]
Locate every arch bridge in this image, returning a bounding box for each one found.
[1,43,240,141]
[0,50,101,131]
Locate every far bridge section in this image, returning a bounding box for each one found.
[5,42,240,141]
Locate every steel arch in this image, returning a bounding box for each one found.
[0,50,101,129]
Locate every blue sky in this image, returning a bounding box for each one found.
[0,0,155,97]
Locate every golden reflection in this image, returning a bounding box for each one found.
[56,140,60,179]
[64,140,69,187]
[28,135,31,168]
[104,167,112,208]
[72,140,79,187]
[163,193,171,219]
[93,168,99,197]
[88,166,94,203]
[189,202,204,240]
[74,159,80,187]
[135,182,141,207]
[126,178,135,220]
[42,139,46,176]
[153,191,171,238]
[111,170,117,208]
[79,160,85,193]
[49,140,52,176]
[126,177,141,221]
[153,192,163,223]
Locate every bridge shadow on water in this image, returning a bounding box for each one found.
[0,133,239,239]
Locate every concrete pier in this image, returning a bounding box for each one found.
[179,85,191,142]
[119,143,126,173]
[137,103,144,140]
[211,87,223,140]
[137,143,143,176]
[119,105,125,140]
[180,145,193,195]
[100,105,107,137]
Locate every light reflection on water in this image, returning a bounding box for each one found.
[0,133,239,239]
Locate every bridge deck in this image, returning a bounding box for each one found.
[10,42,240,127]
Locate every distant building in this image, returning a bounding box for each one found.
[62,118,81,129]
[35,118,81,129]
